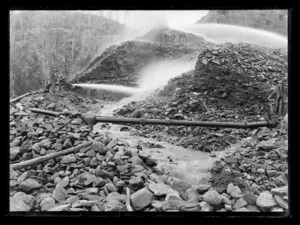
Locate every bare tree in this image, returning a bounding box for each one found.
[10,11,16,97]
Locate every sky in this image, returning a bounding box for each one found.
[12,10,209,32]
[87,10,209,31]
[127,10,209,28]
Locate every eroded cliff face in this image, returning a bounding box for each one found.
[197,10,288,36]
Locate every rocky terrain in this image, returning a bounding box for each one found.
[210,126,288,213]
[9,28,288,213]
[72,28,214,87]
[114,43,287,151]
[9,88,288,212]
[197,10,288,36]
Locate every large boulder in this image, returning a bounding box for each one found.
[106,192,126,203]
[40,197,56,211]
[130,187,154,210]
[52,183,67,202]
[18,178,42,193]
[203,190,222,206]
[10,192,36,211]
[243,191,258,205]
[128,176,144,191]
[233,198,248,210]
[256,192,278,210]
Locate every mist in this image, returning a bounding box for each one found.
[137,59,197,91]
[72,83,140,95]
[74,59,196,95]
[130,11,169,32]
[174,23,287,49]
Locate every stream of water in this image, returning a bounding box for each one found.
[74,23,287,185]
[173,23,288,49]
[72,83,141,95]
[88,91,233,185]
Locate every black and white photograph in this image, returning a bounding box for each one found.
[9,9,289,215]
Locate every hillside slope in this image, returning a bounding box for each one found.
[72,28,213,87]
[115,42,287,150]
[197,10,288,36]
[10,11,134,97]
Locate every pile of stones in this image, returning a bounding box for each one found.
[208,126,288,212]
[114,42,287,152]
[72,40,209,87]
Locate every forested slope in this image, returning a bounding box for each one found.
[10,11,135,97]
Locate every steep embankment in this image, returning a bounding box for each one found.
[72,28,213,87]
[115,42,287,151]
[197,10,288,36]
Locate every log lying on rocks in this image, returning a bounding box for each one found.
[82,115,276,129]
[10,141,92,170]
[10,92,33,104]
[28,108,276,129]
[29,108,61,117]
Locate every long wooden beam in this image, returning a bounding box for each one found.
[29,108,61,117]
[89,116,274,129]
[10,141,92,170]
[10,92,32,104]
[28,108,275,129]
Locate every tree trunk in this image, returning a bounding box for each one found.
[10,12,16,98]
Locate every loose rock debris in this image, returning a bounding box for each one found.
[10,41,288,213]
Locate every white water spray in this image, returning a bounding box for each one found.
[173,23,287,49]
[72,83,141,95]
[137,59,197,91]
[73,58,196,96]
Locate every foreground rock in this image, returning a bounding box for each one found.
[148,183,170,196]
[10,192,36,211]
[203,190,222,206]
[18,179,42,193]
[256,192,278,210]
[130,187,154,210]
